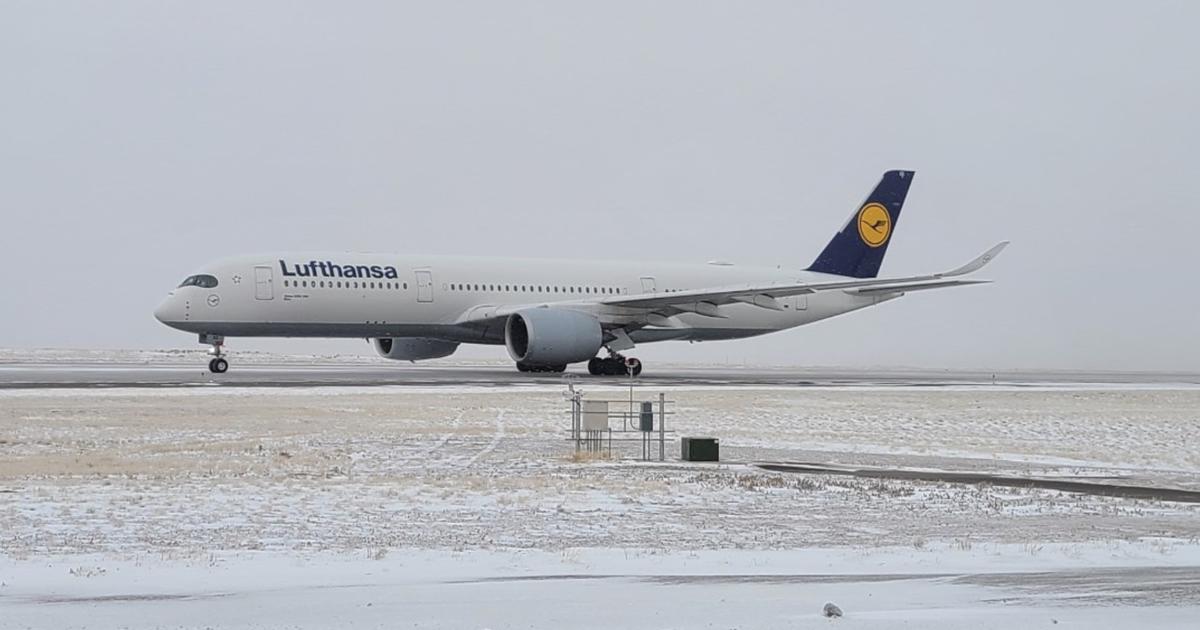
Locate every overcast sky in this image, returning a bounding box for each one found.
[1,1,1197,370]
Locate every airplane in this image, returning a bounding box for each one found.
[154,170,1007,376]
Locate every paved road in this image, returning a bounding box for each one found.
[757,462,1200,503]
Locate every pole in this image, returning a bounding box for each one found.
[573,392,581,453]
[627,373,634,432]
[658,392,665,462]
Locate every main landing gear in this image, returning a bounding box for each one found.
[516,362,566,373]
[202,333,229,374]
[587,353,642,377]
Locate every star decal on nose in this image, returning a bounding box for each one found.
[232,275,242,284]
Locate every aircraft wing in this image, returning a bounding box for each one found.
[455,241,1007,332]
[599,241,1009,311]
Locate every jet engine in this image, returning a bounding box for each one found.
[372,337,459,361]
[505,308,603,366]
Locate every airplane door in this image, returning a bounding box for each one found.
[254,265,274,300]
[640,277,657,293]
[415,270,433,303]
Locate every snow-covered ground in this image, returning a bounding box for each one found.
[5,543,1200,629]
[2,382,1199,628]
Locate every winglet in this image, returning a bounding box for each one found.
[940,241,1010,278]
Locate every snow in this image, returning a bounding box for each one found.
[2,379,1199,627]
[4,544,1200,629]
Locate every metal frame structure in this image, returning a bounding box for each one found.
[565,376,674,461]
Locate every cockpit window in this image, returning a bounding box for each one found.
[177,274,219,288]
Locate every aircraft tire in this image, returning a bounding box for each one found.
[627,358,642,377]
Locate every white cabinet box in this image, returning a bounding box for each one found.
[581,400,609,431]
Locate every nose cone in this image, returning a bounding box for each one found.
[154,294,179,325]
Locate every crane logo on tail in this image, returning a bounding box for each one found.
[857,203,891,248]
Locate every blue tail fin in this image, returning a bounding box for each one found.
[807,170,915,278]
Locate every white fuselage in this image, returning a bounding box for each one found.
[154,252,890,347]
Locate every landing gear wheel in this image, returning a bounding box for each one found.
[626,358,642,377]
[516,362,566,373]
[588,355,641,376]
[201,334,227,373]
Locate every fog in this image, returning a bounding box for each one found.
[2,1,1196,370]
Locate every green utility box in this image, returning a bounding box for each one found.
[638,401,654,432]
[681,437,719,462]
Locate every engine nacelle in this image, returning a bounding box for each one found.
[505,308,603,366]
[372,337,459,361]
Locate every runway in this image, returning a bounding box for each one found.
[3,358,1198,389]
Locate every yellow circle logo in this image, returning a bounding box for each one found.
[857,203,891,248]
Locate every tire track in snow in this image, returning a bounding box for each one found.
[411,409,465,460]
[463,410,506,469]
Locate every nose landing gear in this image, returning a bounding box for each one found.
[201,333,229,374]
